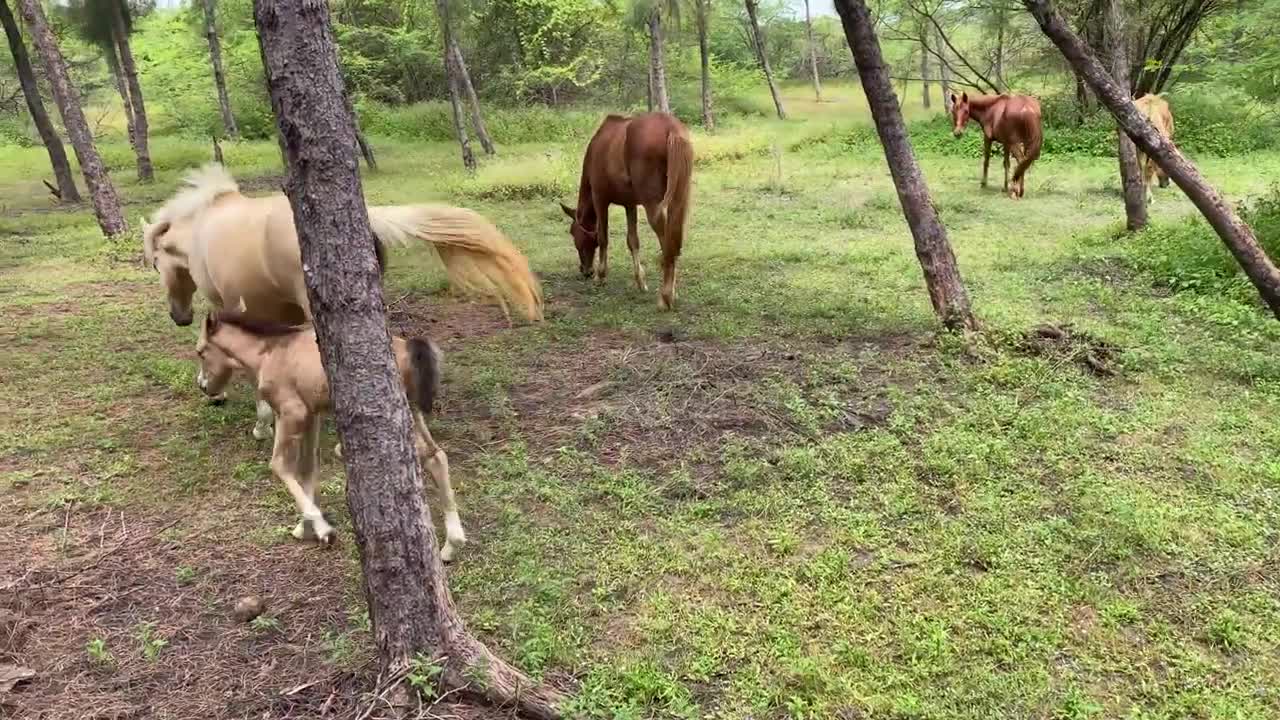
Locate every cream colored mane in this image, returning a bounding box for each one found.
[144,163,241,265]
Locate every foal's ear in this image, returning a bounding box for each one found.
[950,93,958,105]
[559,202,576,220]
[960,92,969,103]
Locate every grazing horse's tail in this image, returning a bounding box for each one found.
[656,127,694,257]
[367,204,544,322]
[406,337,442,416]
[1012,117,1043,195]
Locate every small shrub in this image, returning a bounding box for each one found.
[86,637,114,667]
[1206,609,1246,652]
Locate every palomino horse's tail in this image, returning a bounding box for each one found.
[367,205,544,322]
[656,127,694,257]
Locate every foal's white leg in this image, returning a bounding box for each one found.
[415,412,465,562]
[253,398,275,440]
[271,408,333,543]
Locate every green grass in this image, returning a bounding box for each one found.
[4,81,1280,718]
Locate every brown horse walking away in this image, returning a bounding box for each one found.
[560,112,693,310]
[1134,93,1175,204]
[950,92,1043,199]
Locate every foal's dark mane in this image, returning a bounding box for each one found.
[212,310,307,338]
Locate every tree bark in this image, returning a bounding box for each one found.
[256,32,288,166]
[202,0,238,139]
[1105,0,1145,231]
[111,1,152,182]
[16,0,124,235]
[745,0,786,119]
[0,0,79,202]
[648,12,670,114]
[920,33,931,109]
[803,0,822,102]
[1022,0,1280,319]
[994,6,1006,90]
[251,0,565,716]
[696,0,713,129]
[937,24,951,111]
[107,49,137,158]
[451,39,494,155]
[434,0,475,170]
[833,0,977,331]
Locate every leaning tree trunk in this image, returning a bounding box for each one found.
[833,0,977,331]
[202,0,238,138]
[16,0,124,235]
[111,1,152,182]
[803,0,822,102]
[434,0,475,170]
[745,0,786,119]
[648,12,670,114]
[0,0,78,202]
[251,0,566,716]
[696,0,714,129]
[1022,0,1280,319]
[1105,0,1145,231]
[450,39,494,155]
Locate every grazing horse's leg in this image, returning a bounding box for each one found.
[981,138,992,188]
[253,398,274,440]
[1003,145,1011,194]
[413,411,465,562]
[271,404,334,543]
[645,201,680,311]
[625,205,647,291]
[594,198,610,283]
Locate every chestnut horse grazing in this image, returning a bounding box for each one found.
[950,92,1043,199]
[1134,94,1175,203]
[560,112,693,310]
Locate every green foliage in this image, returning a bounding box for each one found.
[85,637,114,667]
[356,100,603,144]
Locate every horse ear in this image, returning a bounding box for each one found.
[559,202,576,220]
[950,93,957,105]
[961,92,968,103]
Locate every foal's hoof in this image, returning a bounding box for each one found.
[293,517,336,545]
[253,424,274,441]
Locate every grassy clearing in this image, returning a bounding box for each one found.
[3,82,1280,719]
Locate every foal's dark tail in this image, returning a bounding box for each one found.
[407,338,442,417]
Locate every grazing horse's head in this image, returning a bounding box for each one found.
[142,217,196,326]
[194,313,240,400]
[950,93,972,137]
[559,202,598,278]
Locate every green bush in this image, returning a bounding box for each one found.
[0,116,37,148]
[356,100,603,145]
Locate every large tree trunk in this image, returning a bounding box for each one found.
[745,0,786,119]
[648,12,670,114]
[803,0,822,102]
[251,0,565,716]
[434,0,475,170]
[833,0,977,331]
[1022,0,1280,318]
[256,33,288,167]
[202,0,238,139]
[1105,0,1145,231]
[16,0,124,235]
[111,1,152,182]
[696,0,713,129]
[450,39,494,155]
[0,0,79,202]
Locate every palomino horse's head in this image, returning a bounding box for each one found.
[559,203,598,279]
[142,217,197,326]
[194,313,240,401]
[949,93,972,137]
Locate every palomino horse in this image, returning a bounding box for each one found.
[144,163,542,439]
[195,311,466,560]
[950,92,1043,199]
[1134,94,1175,203]
[560,112,693,310]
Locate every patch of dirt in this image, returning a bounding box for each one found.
[386,295,515,348]
[1015,323,1122,376]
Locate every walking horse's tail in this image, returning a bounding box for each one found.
[368,204,544,323]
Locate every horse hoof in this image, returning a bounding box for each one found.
[333,443,343,459]
[253,425,273,441]
[295,518,336,545]
[207,394,227,406]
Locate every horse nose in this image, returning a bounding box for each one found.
[171,307,193,326]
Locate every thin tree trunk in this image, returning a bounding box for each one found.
[451,39,494,155]
[994,8,1006,90]
[202,0,238,138]
[1022,0,1280,318]
[696,0,713,129]
[16,0,124,235]
[434,0,474,170]
[251,0,565,715]
[648,12,670,114]
[804,0,822,102]
[112,1,151,182]
[1074,70,1090,124]
[833,0,977,331]
[1105,0,1145,231]
[745,0,786,119]
[108,50,136,156]
[920,33,931,109]
[646,60,654,111]
[937,24,952,111]
[0,0,78,202]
